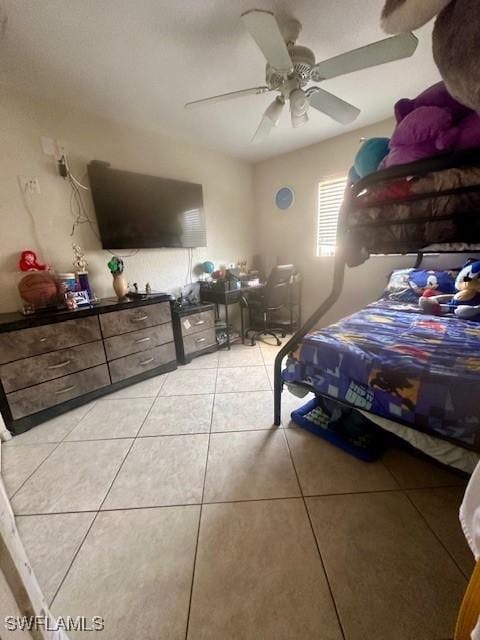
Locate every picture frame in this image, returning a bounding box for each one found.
[72,290,90,306]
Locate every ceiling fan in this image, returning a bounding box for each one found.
[184,9,418,143]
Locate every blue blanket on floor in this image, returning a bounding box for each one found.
[283,300,480,448]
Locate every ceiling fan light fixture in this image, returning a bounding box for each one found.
[290,88,309,128]
[264,96,285,126]
[291,110,309,128]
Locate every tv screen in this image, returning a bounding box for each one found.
[87,161,206,249]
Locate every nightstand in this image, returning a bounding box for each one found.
[171,303,217,365]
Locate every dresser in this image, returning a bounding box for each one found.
[171,303,217,365]
[0,295,177,435]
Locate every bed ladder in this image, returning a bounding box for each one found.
[273,249,347,426]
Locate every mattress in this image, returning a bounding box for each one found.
[345,162,480,266]
[282,300,480,450]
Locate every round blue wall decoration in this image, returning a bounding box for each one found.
[275,186,295,210]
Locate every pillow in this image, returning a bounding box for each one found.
[382,268,457,302]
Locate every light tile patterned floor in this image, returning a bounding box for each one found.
[1,339,472,639]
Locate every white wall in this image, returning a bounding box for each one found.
[253,119,460,326]
[0,91,255,313]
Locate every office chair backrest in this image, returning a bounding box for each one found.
[265,264,295,310]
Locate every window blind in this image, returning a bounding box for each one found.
[316,177,347,256]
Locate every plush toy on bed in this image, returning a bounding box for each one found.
[381,0,480,112]
[419,260,480,320]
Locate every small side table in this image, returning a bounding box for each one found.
[172,303,217,365]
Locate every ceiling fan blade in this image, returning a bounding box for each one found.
[309,88,360,124]
[251,116,275,144]
[251,97,285,144]
[185,86,270,109]
[311,32,418,81]
[241,9,292,73]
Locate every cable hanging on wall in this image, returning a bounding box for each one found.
[63,153,139,258]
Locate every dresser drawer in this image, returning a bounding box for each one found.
[0,316,101,365]
[109,342,176,383]
[104,324,174,361]
[0,341,106,393]
[7,364,110,420]
[183,328,216,356]
[180,309,215,337]
[100,302,171,338]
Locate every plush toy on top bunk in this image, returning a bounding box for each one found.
[348,138,390,183]
[419,260,480,320]
[379,82,480,169]
[348,83,480,181]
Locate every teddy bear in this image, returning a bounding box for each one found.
[419,260,480,320]
[380,0,480,112]
[378,82,480,169]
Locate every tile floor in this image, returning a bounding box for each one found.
[1,338,472,640]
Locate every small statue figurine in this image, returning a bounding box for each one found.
[72,243,93,299]
[133,282,139,294]
[107,256,127,301]
[72,243,88,272]
[19,249,48,272]
[145,282,152,295]
[237,259,247,275]
[65,291,78,310]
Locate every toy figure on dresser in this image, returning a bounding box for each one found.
[108,256,128,301]
[17,249,57,313]
[127,282,155,299]
[18,249,49,272]
[72,243,94,300]
[237,259,247,274]
[64,291,78,310]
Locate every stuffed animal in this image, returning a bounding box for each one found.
[18,249,48,272]
[409,269,456,298]
[419,260,480,320]
[379,82,480,169]
[381,0,480,112]
[349,137,390,183]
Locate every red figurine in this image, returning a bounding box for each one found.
[19,250,48,272]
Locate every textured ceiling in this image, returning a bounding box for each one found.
[0,0,440,162]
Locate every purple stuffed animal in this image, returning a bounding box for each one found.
[380,82,480,169]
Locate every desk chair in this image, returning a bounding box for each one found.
[246,264,296,346]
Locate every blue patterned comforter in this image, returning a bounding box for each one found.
[283,300,480,448]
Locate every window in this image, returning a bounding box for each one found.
[316,177,347,256]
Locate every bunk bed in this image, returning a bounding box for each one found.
[273,149,480,472]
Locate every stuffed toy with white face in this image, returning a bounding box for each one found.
[381,0,480,112]
[419,260,480,320]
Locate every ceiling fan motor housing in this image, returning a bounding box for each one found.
[266,45,316,88]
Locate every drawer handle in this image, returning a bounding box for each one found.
[39,337,49,343]
[132,315,149,322]
[48,359,71,370]
[55,384,76,395]
[139,357,154,366]
[193,320,205,326]
[135,337,151,344]
[195,337,207,343]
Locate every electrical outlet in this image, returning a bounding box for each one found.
[18,176,41,194]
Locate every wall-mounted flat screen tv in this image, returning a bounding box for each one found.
[87,161,206,249]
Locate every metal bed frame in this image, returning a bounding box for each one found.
[273,148,480,426]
